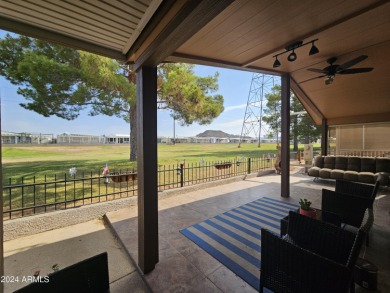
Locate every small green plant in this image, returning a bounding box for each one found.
[299,198,312,211]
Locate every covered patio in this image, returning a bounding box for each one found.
[1,0,390,292]
[4,170,390,292]
[102,168,390,292]
[104,170,390,292]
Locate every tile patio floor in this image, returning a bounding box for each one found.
[106,169,390,293]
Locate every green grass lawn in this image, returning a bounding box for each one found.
[2,143,318,182]
[2,142,320,217]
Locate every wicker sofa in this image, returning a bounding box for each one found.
[308,156,390,185]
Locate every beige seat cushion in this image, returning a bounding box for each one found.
[344,170,359,182]
[319,168,332,179]
[331,169,345,180]
[358,172,377,184]
[308,166,321,177]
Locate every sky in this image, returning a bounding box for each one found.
[0,30,278,138]
[0,67,254,138]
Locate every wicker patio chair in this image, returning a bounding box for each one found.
[14,252,110,293]
[260,211,368,293]
[322,186,375,246]
[322,190,375,227]
[335,179,380,199]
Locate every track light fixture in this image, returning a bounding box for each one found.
[273,38,319,68]
[309,41,319,55]
[287,50,297,62]
[273,56,281,68]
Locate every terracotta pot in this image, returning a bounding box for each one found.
[300,208,317,218]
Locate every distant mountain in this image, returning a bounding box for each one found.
[196,130,251,139]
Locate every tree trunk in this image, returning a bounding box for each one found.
[292,115,298,151]
[129,106,137,161]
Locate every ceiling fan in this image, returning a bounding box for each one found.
[304,55,373,85]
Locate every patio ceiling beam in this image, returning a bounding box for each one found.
[0,16,125,61]
[122,0,164,54]
[290,78,324,124]
[125,0,177,61]
[132,0,234,71]
[166,52,280,76]
[327,112,390,126]
[241,0,390,68]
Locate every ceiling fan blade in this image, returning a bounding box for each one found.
[307,68,327,73]
[338,55,368,70]
[298,75,326,84]
[339,68,373,74]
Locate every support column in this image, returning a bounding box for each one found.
[321,118,328,156]
[136,66,158,273]
[281,74,290,198]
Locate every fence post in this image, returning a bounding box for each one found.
[180,163,184,187]
[247,158,251,174]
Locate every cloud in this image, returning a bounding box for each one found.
[224,104,247,112]
[215,119,243,128]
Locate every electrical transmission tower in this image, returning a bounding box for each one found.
[238,73,276,148]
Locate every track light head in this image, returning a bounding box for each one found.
[273,57,281,68]
[309,42,319,55]
[287,51,297,62]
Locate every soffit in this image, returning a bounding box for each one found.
[171,0,390,126]
[0,0,162,60]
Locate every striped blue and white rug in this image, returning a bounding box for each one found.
[180,197,299,291]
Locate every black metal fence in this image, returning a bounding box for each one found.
[3,157,276,219]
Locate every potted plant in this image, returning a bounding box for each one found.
[299,198,317,218]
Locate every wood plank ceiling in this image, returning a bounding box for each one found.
[0,0,390,126]
[0,0,162,59]
[170,0,390,126]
